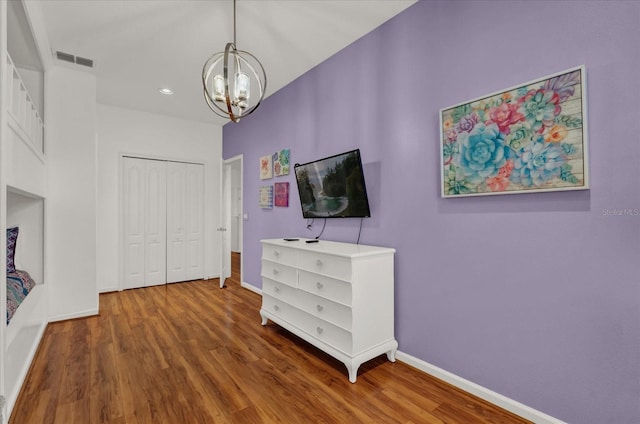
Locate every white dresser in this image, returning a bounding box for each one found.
[259,238,397,383]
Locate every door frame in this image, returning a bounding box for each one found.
[221,154,243,288]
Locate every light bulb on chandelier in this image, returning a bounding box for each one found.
[202,0,266,123]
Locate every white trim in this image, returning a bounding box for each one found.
[396,351,567,424]
[48,308,99,323]
[241,281,261,295]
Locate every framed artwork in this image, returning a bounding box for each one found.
[260,155,273,180]
[273,149,290,176]
[259,186,273,208]
[440,66,588,197]
[274,182,289,207]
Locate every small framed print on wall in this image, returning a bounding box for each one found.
[259,185,273,208]
[260,155,273,180]
[440,66,588,198]
[274,182,289,207]
[273,149,290,176]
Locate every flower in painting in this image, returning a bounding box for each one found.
[457,113,479,133]
[444,165,475,195]
[446,129,458,142]
[486,176,510,192]
[517,89,561,133]
[274,161,281,175]
[443,119,454,131]
[510,137,565,187]
[544,124,568,143]
[488,102,524,135]
[485,160,514,192]
[543,70,580,102]
[506,122,532,150]
[457,123,507,182]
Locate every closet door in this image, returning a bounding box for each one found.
[166,162,187,283]
[123,157,146,289]
[186,163,204,280]
[144,160,167,286]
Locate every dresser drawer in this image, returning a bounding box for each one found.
[298,270,352,306]
[262,244,297,267]
[261,260,297,288]
[262,294,295,322]
[296,312,353,355]
[298,251,352,281]
[296,290,352,331]
[262,278,300,308]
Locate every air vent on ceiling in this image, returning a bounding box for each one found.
[54,50,94,68]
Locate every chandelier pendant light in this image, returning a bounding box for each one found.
[202,0,267,123]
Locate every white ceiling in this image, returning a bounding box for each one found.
[34,0,417,126]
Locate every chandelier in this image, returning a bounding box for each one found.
[202,0,267,123]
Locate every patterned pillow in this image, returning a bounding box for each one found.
[6,227,18,273]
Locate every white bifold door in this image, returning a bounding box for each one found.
[123,157,204,290]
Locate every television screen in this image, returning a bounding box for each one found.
[294,149,371,218]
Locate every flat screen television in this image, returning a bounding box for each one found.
[294,149,371,218]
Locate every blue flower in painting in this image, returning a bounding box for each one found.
[510,137,565,187]
[457,123,507,182]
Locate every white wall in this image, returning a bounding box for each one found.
[45,66,98,321]
[96,104,222,293]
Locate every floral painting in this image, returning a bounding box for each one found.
[273,149,290,176]
[274,182,289,207]
[260,155,273,180]
[259,185,273,208]
[440,66,588,197]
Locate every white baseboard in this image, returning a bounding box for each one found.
[48,308,99,323]
[240,281,261,295]
[395,351,566,424]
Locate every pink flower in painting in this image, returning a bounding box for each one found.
[486,176,510,192]
[446,129,458,142]
[261,158,269,171]
[497,160,514,178]
[488,103,524,135]
[274,162,281,175]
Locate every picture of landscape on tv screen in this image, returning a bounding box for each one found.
[295,150,371,218]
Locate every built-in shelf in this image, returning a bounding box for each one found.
[6,53,45,158]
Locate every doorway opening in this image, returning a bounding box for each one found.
[221,155,243,287]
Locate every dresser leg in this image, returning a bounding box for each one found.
[386,340,399,362]
[346,361,360,383]
[260,310,268,326]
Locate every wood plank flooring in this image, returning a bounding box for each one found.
[11,252,531,423]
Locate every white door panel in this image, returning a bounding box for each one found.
[123,157,146,289]
[186,164,204,280]
[167,162,187,283]
[145,160,167,286]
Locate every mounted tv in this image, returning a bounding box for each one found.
[294,149,371,218]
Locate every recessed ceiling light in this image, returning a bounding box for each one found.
[158,87,174,95]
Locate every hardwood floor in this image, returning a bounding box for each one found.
[11,252,530,423]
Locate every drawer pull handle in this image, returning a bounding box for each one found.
[316,259,323,267]
[274,286,280,293]
[316,282,323,290]
[316,326,324,335]
[274,305,280,311]
[272,269,279,275]
[274,250,280,257]
[316,304,323,312]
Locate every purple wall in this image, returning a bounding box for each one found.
[223,1,640,423]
